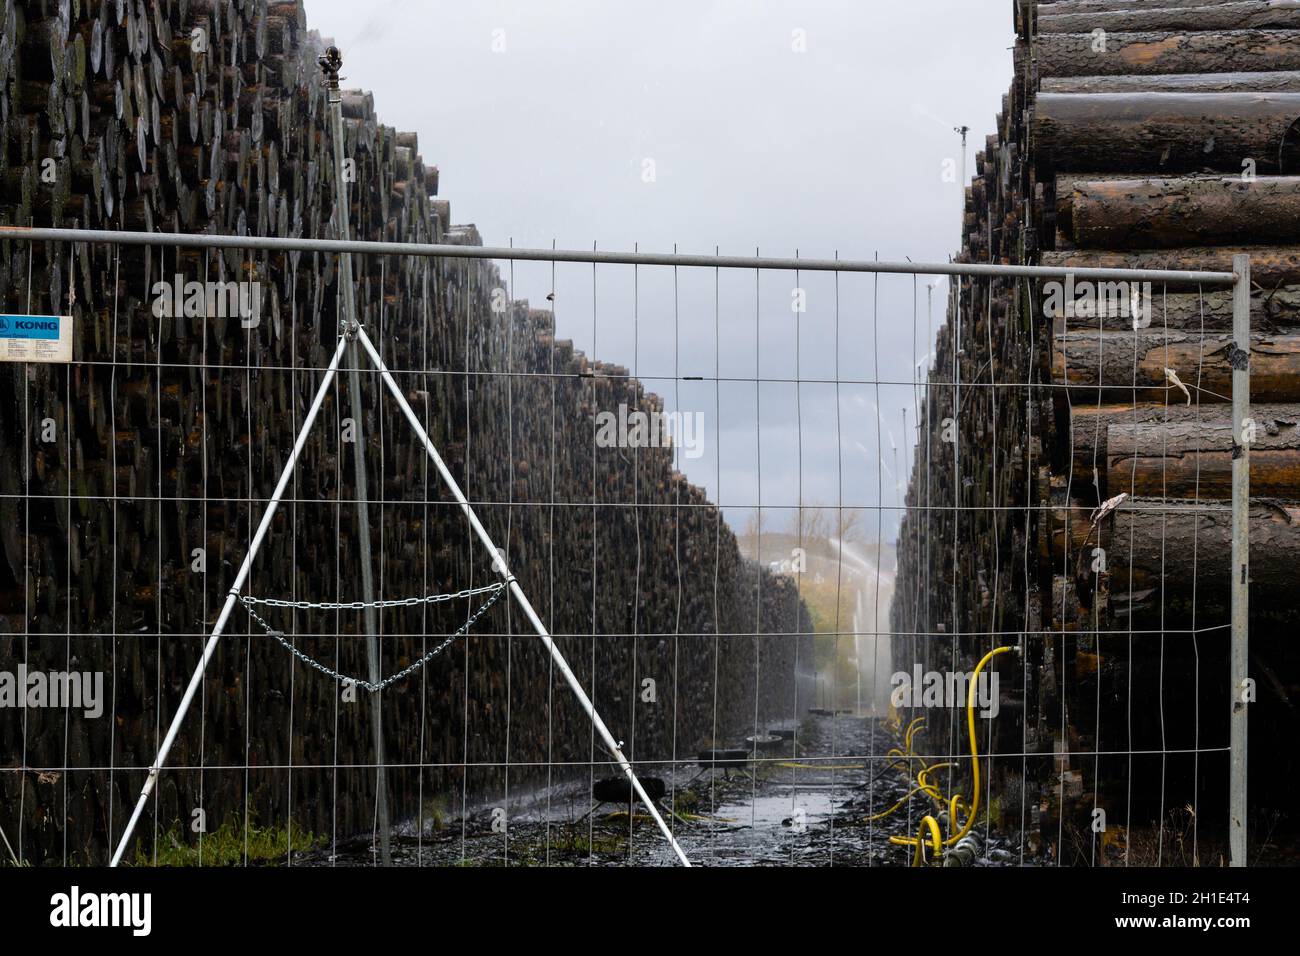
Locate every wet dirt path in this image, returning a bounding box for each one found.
[301,713,1021,866]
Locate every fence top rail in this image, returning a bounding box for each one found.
[0,226,1241,285]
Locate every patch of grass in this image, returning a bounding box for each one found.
[420,797,449,834]
[671,788,700,813]
[132,815,318,867]
[549,826,625,857]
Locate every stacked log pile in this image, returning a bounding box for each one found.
[0,0,812,864]
[894,0,1300,860]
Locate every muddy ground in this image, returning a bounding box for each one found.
[298,713,1024,867]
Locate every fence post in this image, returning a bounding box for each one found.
[322,46,391,866]
[1229,254,1250,867]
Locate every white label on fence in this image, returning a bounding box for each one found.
[0,314,73,363]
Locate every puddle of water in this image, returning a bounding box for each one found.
[713,791,839,829]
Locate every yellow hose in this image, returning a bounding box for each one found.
[916,762,954,785]
[883,748,911,775]
[949,794,966,832]
[865,724,950,819]
[891,646,1013,853]
[864,784,942,822]
[912,815,943,866]
[899,717,927,781]
[861,722,944,824]
[916,762,955,807]
[861,718,919,822]
[903,717,926,755]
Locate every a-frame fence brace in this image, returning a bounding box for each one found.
[89,311,694,867]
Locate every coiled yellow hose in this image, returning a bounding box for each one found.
[890,645,1014,862]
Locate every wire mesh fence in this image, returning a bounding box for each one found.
[0,229,1249,867]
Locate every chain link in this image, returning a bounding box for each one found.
[239,581,506,612]
[239,580,511,693]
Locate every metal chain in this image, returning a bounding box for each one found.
[239,581,506,611]
[238,580,511,694]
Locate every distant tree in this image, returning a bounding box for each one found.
[838,507,867,542]
[790,506,832,541]
[787,505,867,543]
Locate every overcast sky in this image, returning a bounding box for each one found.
[307,0,1015,540]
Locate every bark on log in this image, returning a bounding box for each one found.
[1023,30,1300,79]
[1053,172,1220,240]
[1038,2,1300,35]
[1069,402,1300,492]
[1052,285,1300,333]
[1043,71,1300,95]
[1068,176,1300,249]
[1041,246,1300,288]
[1055,499,1300,625]
[1037,0,1250,12]
[1033,93,1300,175]
[1115,500,1300,619]
[1106,416,1300,500]
[1052,329,1300,402]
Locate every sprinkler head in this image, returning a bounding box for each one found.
[317,46,343,85]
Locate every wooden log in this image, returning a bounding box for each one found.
[1069,402,1300,490]
[1041,246,1300,288]
[1023,30,1300,79]
[1045,496,1300,623]
[1038,2,1300,35]
[1051,284,1300,333]
[1068,176,1300,249]
[21,18,68,82]
[1051,329,1300,402]
[1037,0,1244,12]
[1106,411,1300,499]
[1108,500,1300,624]
[1032,92,1300,175]
[1053,172,1210,239]
[1043,71,1300,95]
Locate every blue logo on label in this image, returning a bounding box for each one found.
[0,315,60,340]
